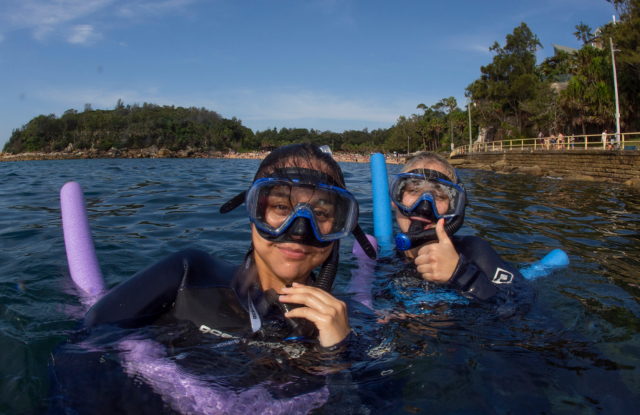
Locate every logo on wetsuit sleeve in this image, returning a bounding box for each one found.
[492,268,514,284]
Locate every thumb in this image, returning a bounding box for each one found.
[435,218,451,244]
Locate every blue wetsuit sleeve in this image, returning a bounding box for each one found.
[448,236,525,302]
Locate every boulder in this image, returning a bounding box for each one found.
[449,159,467,166]
[158,147,172,158]
[565,174,595,182]
[514,165,543,176]
[149,145,159,155]
[63,143,74,153]
[624,178,640,187]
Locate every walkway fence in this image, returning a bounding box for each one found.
[450,133,640,157]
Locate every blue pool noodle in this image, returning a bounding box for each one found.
[370,153,393,246]
[520,249,570,280]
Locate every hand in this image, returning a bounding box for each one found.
[414,219,460,284]
[280,283,350,347]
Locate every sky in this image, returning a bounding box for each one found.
[0,0,617,148]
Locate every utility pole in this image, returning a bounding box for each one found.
[610,37,621,148]
[467,97,473,152]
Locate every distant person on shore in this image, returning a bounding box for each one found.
[538,131,544,147]
[549,133,556,150]
[602,130,608,149]
[388,152,527,302]
[558,133,564,150]
[570,134,575,150]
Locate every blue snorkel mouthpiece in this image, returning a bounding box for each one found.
[395,234,412,251]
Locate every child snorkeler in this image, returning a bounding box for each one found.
[391,152,524,301]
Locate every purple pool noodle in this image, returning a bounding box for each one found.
[60,182,105,297]
[349,234,378,308]
[119,339,329,414]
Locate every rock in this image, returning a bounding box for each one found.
[514,165,543,176]
[140,148,151,157]
[624,178,640,187]
[158,147,172,158]
[565,174,595,182]
[149,145,159,155]
[449,159,467,166]
[63,143,74,153]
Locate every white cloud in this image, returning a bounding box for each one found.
[117,0,197,18]
[67,24,99,44]
[3,0,115,39]
[1,0,200,42]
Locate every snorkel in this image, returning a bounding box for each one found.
[394,168,467,251]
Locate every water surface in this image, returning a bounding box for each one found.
[1,159,639,413]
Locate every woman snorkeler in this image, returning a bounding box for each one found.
[49,143,378,413]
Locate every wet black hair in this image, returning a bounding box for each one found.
[253,143,346,188]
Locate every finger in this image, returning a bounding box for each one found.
[435,218,452,245]
[417,243,437,257]
[279,292,335,315]
[283,284,341,306]
[284,306,334,325]
[416,263,433,275]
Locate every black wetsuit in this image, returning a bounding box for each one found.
[446,235,527,302]
[49,249,390,414]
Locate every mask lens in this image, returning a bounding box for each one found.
[254,182,352,238]
[394,176,461,217]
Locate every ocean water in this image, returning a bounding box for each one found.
[1,158,639,414]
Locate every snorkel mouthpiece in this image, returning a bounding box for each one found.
[395,209,466,251]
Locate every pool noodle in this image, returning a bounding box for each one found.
[520,249,570,280]
[60,182,105,297]
[370,153,393,248]
[349,234,378,308]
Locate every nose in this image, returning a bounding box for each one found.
[289,217,310,240]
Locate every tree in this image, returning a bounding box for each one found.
[84,103,93,112]
[573,22,594,44]
[467,23,542,133]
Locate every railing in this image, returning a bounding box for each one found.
[450,132,640,157]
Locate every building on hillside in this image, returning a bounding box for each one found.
[552,44,579,56]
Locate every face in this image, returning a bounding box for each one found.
[394,162,453,233]
[252,162,337,287]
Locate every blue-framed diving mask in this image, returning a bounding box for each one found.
[390,168,467,251]
[246,176,359,246]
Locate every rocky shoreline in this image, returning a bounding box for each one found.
[0,145,406,165]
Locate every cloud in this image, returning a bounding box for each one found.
[2,0,115,39]
[67,24,100,44]
[117,0,197,18]
[1,0,200,42]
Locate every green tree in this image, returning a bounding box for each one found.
[467,22,543,133]
[573,22,594,44]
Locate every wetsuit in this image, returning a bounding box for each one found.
[49,249,392,414]
[446,235,526,302]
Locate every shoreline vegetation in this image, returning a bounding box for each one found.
[3,1,639,158]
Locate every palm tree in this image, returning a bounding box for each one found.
[573,22,593,45]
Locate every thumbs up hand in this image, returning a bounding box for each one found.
[414,219,460,284]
